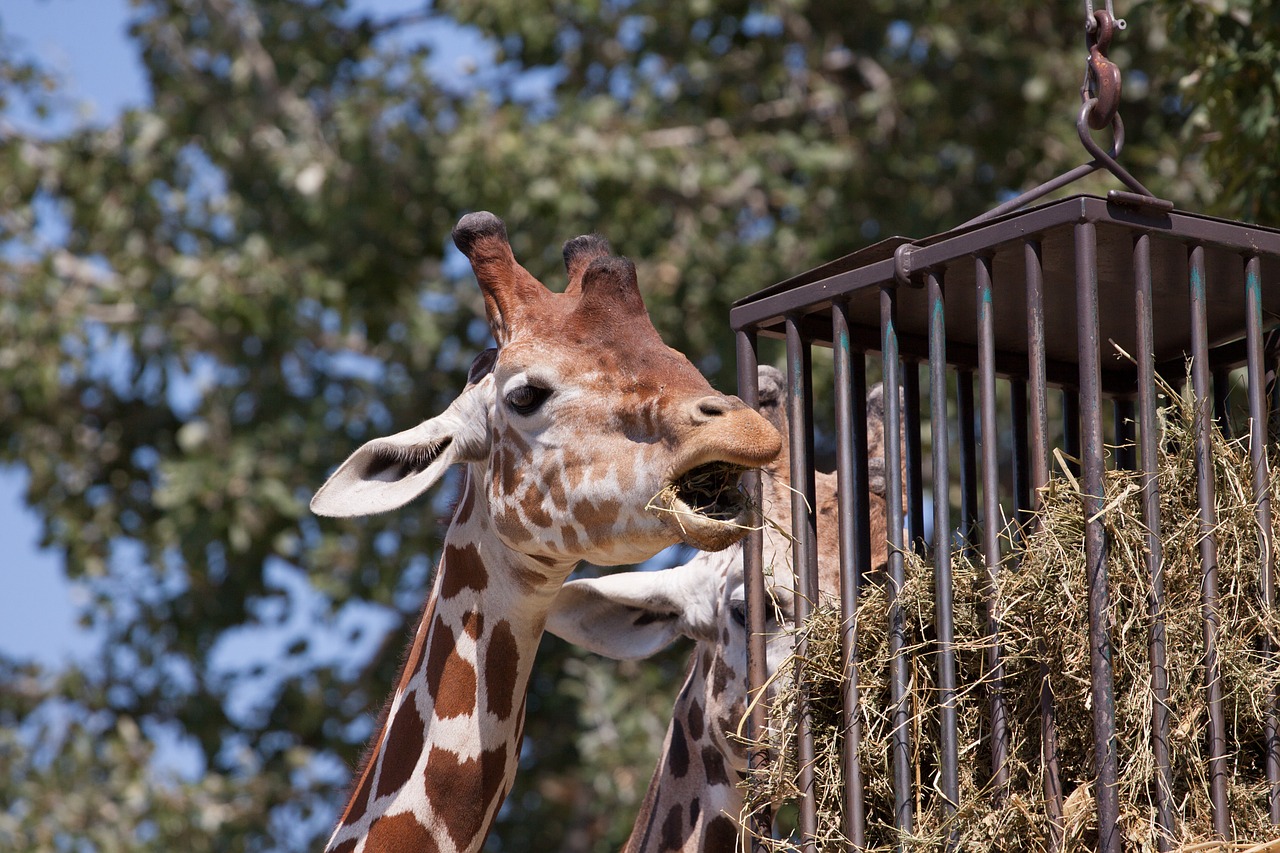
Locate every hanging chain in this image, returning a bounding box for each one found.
[1083,0,1126,33]
[1081,2,1125,130]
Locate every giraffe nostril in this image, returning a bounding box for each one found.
[693,395,735,422]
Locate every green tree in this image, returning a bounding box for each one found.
[0,0,1273,850]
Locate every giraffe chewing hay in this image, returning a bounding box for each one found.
[311,213,781,853]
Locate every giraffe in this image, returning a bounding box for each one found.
[546,366,894,852]
[310,212,782,853]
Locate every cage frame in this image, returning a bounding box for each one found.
[733,192,1280,852]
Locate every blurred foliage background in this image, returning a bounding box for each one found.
[0,0,1276,850]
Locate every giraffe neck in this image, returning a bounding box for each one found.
[625,654,744,853]
[326,476,573,853]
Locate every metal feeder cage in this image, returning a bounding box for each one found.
[733,4,1280,851]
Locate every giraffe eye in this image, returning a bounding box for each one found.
[729,601,747,628]
[505,384,551,416]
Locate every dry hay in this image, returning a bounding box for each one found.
[743,376,1280,851]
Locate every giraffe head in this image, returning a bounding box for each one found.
[547,368,893,772]
[311,212,781,564]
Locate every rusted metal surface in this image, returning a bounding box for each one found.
[880,286,914,837]
[1025,237,1065,850]
[1246,256,1280,823]
[735,330,774,845]
[1075,221,1122,853]
[733,194,1280,851]
[1083,10,1123,130]
[1189,246,1231,839]
[832,301,869,848]
[1134,231,1175,851]
[927,270,960,834]
[784,318,820,852]
[977,254,1012,799]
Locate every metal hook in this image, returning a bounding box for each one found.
[1077,99,1156,197]
[1082,10,1123,130]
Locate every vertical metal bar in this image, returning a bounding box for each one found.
[1026,238,1064,848]
[1134,233,1174,850]
[958,371,979,557]
[881,284,914,839]
[904,361,926,554]
[1011,378,1031,532]
[1213,366,1233,438]
[736,329,771,850]
[1076,221,1122,853]
[1189,245,1230,840]
[1063,389,1081,478]
[784,316,820,852]
[1245,255,1280,823]
[832,300,869,848]
[1272,345,1280,446]
[927,271,960,829]
[1114,399,1137,471]
[976,254,1010,797]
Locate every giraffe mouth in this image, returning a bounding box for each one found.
[649,462,752,551]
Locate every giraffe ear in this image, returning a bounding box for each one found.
[311,375,494,517]
[546,551,730,659]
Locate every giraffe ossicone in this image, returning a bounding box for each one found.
[311,212,781,853]
[546,366,894,852]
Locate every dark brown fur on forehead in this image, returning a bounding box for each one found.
[562,233,612,296]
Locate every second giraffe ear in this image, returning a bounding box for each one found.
[311,375,494,517]
[546,551,731,659]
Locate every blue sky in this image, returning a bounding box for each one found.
[0,0,454,667]
[1,0,145,665]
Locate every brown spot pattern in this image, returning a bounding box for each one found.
[461,610,485,640]
[573,497,620,533]
[520,484,552,528]
[421,744,508,851]
[560,525,581,552]
[668,719,690,779]
[424,615,478,719]
[702,745,730,787]
[375,690,425,799]
[689,797,701,827]
[499,447,523,497]
[339,751,377,826]
[687,697,705,741]
[547,472,568,511]
[713,654,733,697]
[396,617,429,695]
[440,543,488,598]
[493,500,531,543]
[704,815,738,852]
[364,811,441,853]
[661,803,685,851]
[563,450,587,490]
[329,839,358,853]
[485,620,520,720]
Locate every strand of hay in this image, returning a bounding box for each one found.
[743,377,1280,851]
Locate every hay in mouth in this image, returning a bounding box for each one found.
[659,461,750,522]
